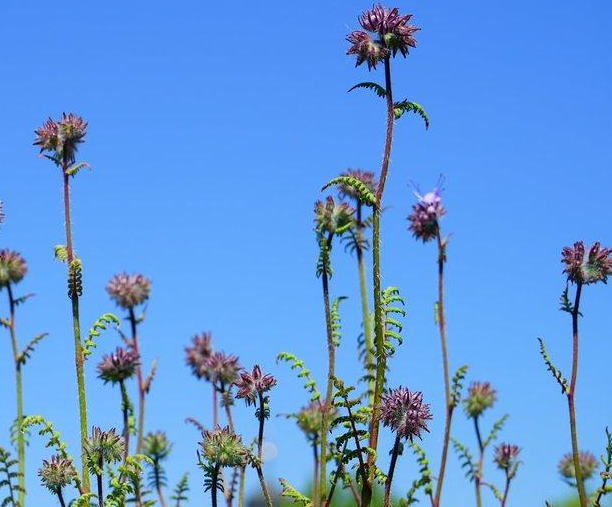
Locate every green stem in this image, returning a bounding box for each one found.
[255,464,274,507]
[365,55,394,507]
[154,458,167,507]
[500,471,511,507]
[237,466,246,507]
[312,439,319,507]
[6,284,25,507]
[384,435,402,507]
[62,168,89,492]
[119,380,130,462]
[128,307,145,455]
[473,417,484,507]
[568,283,588,507]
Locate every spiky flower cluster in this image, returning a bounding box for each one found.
[143,431,173,461]
[185,332,214,380]
[338,169,378,202]
[494,443,521,471]
[561,242,612,285]
[97,347,139,384]
[0,249,27,288]
[347,4,420,70]
[558,451,598,482]
[408,189,446,242]
[463,381,496,419]
[34,113,88,164]
[84,427,125,472]
[204,352,242,386]
[234,365,277,406]
[106,272,151,309]
[200,426,248,467]
[380,386,432,441]
[38,455,77,494]
[314,196,355,236]
[292,401,336,443]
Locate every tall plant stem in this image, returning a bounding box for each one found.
[254,392,274,507]
[567,283,587,507]
[319,232,335,504]
[128,307,146,454]
[473,417,484,507]
[433,230,452,507]
[57,490,67,507]
[365,55,394,507]
[384,435,402,507]
[238,466,246,507]
[500,472,511,507]
[96,459,104,507]
[154,459,167,507]
[212,387,219,426]
[254,464,274,507]
[222,393,238,507]
[6,284,25,506]
[312,439,320,506]
[62,167,90,492]
[211,464,220,507]
[119,380,130,462]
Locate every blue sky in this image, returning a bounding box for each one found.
[1,1,612,506]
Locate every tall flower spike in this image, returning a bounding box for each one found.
[234,365,277,406]
[185,332,214,380]
[0,249,27,288]
[338,169,378,201]
[494,443,521,471]
[38,455,77,494]
[562,242,612,285]
[558,451,598,482]
[97,347,139,384]
[314,196,355,236]
[380,386,432,441]
[463,381,496,419]
[106,272,151,309]
[408,188,446,242]
[204,352,242,386]
[200,426,248,467]
[34,113,88,164]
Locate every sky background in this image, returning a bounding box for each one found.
[1,1,612,506]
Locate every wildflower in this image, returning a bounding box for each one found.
[463,381,496,419]
[205,352,242,386]
[494,443,521,471]
[347,31,387,70]
[38,455,77,494]
[234,365,277,406]
[200,426,248,467]
[380,386,432,441]
[292,401,336,443]
[0,249,27,288]
[106,272,151,309]
[84,427,125,472]
[407,188,446,242]
[314,196,355,236]
[97,347,139,384]
[143,431,173,461]
[562,242,612,285]
[34,113,88,163]
[338,169,378,201]
[185,332,214,380]
[558,451,598,482]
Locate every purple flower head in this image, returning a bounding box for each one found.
[314,196,355,236]
[34,113,88,164]
[463,381,496,418]
[494,443,521,471]
[106,272,151,309]
[38,455,77,494]
[234,365,277,406]
[407,188,446,242]
[338,169,378,202]
[205,352,242,386]
[0,249,27,288]
[97,347,139,384]
[84,427,125,470]
[562,241,612,285]
[185,332,214,380]
[346,31,388,70]
[200,425,248,467]
[558,451,598,482]
[380,386,432,441]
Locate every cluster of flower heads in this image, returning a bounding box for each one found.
[463,381,496,419]
[291,401,336,443]
[558,451,598,483]
[380,386,432,441]
[347,4,420,70]
[185,333,243,386]
[561,241,612,285]
[38,455,77,494]
[106,272,151,309]
[200,426,248,468]
[0,249,27,288]
[494,443,521,471]
[234,365,277,406]
[143,431,173,461]
[407,188,446,242]
[314,196,355,236]
[97,347,139,384]
[34,113,88,164]
[338,169,378,202]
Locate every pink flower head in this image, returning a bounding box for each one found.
[558,451,598,482]
[97,347,139,384]
[106,272,151,309]
[234,365,277,406]
[34,113,88,164]
[463,381,496,418]
[346,31,388,70]
[561,241,612,285]
[185,332,214,380]
[0,249,27,288]
[407,188,446,242]
[204,352,242,386]
[380,386,432,441]
[314,196,355,236]
[494,443,521,471]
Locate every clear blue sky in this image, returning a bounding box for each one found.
[1,1,611,506]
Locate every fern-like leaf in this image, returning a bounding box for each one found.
[10,418,30,451]
[381,286,406,357]
[393,100,430,129]
[12,294,34,307]
[65,161,91,177]
[68,259,83,298]
[330,296,347,347]
[483,414,509,449]
[482,481,503,501]
[171,473,189,507]
[538,338,568,394]
[451,365,469,408]
[0,447,21,507]
[17,333,49,366]
[276,352,320,401]
[451,438,476,481]
[402,442,433,505]
[316,232,332,279]
[279,478,312,507]
[83,313,121,359]
[347,82,387,98]
[592,427,612,507]
[53,245,68,263]
[322,176,377,207]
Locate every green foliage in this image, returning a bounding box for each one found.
[330,297,347,347]
[279,478,312,507]
[53,245,68,263]
[401,442,433,506]
[451,438,476,481]
[83,313,121,359]
[322,177,377,207]
[17,333,49,366]
[538,338,569,394]
[9,418,29,452]
[451,365,469,408]
[0,447,22,507]
[65,161,91,177]
[12,294,33,307]
[68,259,83,298]
[107,455,154,507]
[484,414,509,448]
[276,352,320,401]
[316,233,333,278]
[144,359,158,394]
[171,473,189,507]
[347,82,387,98]
[592,428,612,506]
[483,481,503,502]
[392,100,430,129]
[381,287,406,357]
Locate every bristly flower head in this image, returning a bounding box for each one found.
[34,113,88,164]
[234,365,277,406]
[38,455,77,494]
[314,196,355,236]
[494,443,521,471]
[380,386,432,441]
[205,352,242,386]
[291,401,336,443]
[561,242,612,285]
[84,427,125,473]
[143,431,173,461]
[347,4,420,69]
[106,272,151,309]
[463,381,496,419]
[200,426,248,467]
[558,451,598,483]
[0,249,27,288]
[408,187,446,242]
[185,332,214,380]
[338,169,378,202]
[97,347,139,384]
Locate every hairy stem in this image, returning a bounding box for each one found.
[365,55,394,507]
[257,392,266,461]
[567,283,587,507]
[62,167,89,492]
[211,464,220,507]
[255,464,274,507]
[57,489,67,507]
[128,307,145,455]
[473,417,484,507]
[238,466,246,507]
[312,439,319,507]
[384,435,402,507]
[119,380,130,462]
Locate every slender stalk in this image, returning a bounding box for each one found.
[154,458,167,507]
[567,283,588,507]
[365,55,394,507]
[473,417,484,507]
[213,387,219,426]
[57,489,67,507]
[237,466,246,507]
[384,435,402,507]
[312,439,319,506]
[500,472,511,507]
[119,380,130,462]
[96,458,104,507]
[62,165,90,492]
[128,308,145,454]
[253,393,274,507]
[254,464,274,507]
[6,285,25,506]
[211,464,220,507]
[433,230,452,507]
